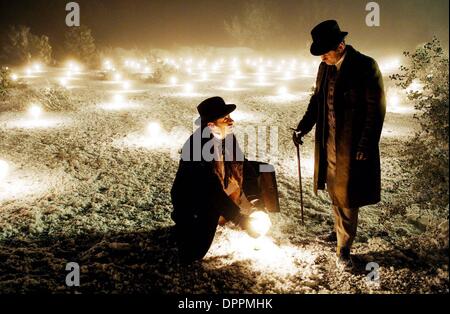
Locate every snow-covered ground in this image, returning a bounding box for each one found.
[0,65,447,293]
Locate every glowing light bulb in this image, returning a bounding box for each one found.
[249,211,272,237]
[32,63,42,72]
[114,73,122,81]
[183,83,194,94]
[113,94,125,103]
[59,77,68,87]
[257,75,266,84]
[28,104,43,119]
[284,71,292,80]
[0,160,9,181]
[227,79,235,89]
[147,122,161,137]
[122,81,131,90]
[170,76,178,85]
[277,86,288,95]
[10,73,18,81]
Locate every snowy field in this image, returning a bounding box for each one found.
[0,62,448,293]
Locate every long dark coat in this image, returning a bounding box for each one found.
[297,45,386,209]
[170,129,264,261]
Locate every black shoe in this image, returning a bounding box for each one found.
[316,231,337,243]
[335,248,354,272]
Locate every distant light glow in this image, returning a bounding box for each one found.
[10,73,18,81]
[59,77,69,88]
[170,76,178,85]
[284,71,293,80]
[406,79,424,93]
[227,79,235,89]
[183,83,194,94]
[277,86,288,96]
[122,81,131,90]
[114,73,122,81]
[32,62,42,72]
[28,104,43,119]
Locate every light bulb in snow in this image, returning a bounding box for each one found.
[284,71,293,80]
[170,76,178,85]
[114,73,122,81]
[113,94,125,104]
[184,83,194,94]
[25,68,32,76]
[257,75,266,84]
[0,160,9,181]
[59,77,68,87]
[10,73,18,81]
[28,104,43,119]
[277,86,288,96]
[122,81,131,90]
[249,211,272,237]
[147,122,161,137]
[32,63,42,72]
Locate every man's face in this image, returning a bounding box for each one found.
[208,114,234,139]
[320,42,345,65]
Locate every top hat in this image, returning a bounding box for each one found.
[310,20,348,56]
[196,96,236,124]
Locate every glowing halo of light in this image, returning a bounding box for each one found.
[59,77,69,88]
[277,86,289,96]
[249,211,272,237]
[183,83,194,94]
[169,76,178,85]
[122,81,131,90]
[28,103,43,119]
[147,121,161,135]
[226,79,235,89]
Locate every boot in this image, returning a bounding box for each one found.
[335,247,354,272]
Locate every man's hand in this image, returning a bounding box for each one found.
[292,130,305,146]
[356,151,369,161]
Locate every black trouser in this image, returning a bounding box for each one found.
[174,211,220,263]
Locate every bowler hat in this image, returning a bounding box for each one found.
[197,96,236,124]
[310,20,348,56]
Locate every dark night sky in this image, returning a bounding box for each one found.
[0,0,448,55]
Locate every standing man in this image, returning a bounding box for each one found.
[293,20,386,271]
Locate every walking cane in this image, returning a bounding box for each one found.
[292,128,305,224]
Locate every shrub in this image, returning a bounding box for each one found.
[391,37,449,209]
